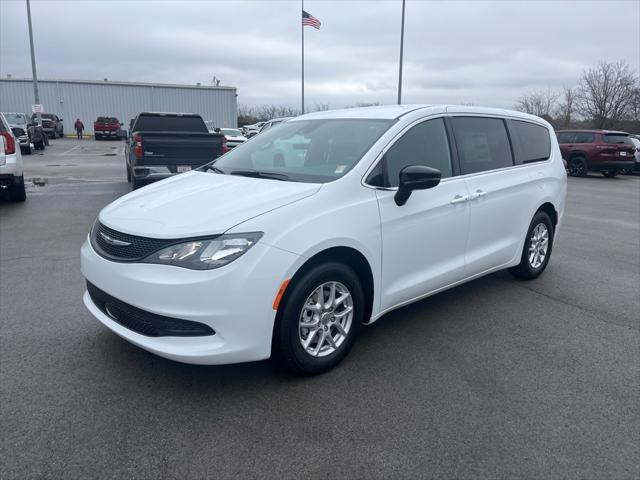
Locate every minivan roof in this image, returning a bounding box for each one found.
[556,129,629,135]
[296,104,547,123]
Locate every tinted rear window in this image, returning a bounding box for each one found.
[97,117,118,123]
[602,134,632,145]
[509,120,551,164]
[451,117,513,174]
[133,115,207,133]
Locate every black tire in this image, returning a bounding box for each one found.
[273,262,364,375]
[95,134,100,141]
[567,156,588,177]
[509,211,554,280]
[602,170,619,178]
[126,165,131,182]
[131,176,144,190]
[10,176,26,202]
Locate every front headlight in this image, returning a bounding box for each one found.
[143,232,263,270]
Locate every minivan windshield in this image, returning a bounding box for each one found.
[204,118,394,183]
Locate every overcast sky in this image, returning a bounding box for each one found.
[1,0,639,110]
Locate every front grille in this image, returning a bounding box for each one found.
[87,282,215,337]
[91,222,178,261]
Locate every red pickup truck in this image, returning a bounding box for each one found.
[94,117,123,140]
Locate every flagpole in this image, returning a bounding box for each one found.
[301,0,305,114]
[397,0,406,105]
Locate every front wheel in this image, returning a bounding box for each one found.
[274,262,364,375]
[509,211,554,280]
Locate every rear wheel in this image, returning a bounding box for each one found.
[274,262,364,375]
[131,176,144,190]
[602,170,619,178]
[568,156,588,177]
[10,176,26,202]
[509,211,554,280]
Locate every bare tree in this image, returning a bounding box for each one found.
[575,60,638,129]
[628,87,640,123]
[557,86,576,129]
[313,103,330,112]
[515,88,559,117]
[237,104,301,125]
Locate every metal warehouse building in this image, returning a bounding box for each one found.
[0,78,237,134]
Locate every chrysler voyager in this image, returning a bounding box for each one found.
[81,105,567,374]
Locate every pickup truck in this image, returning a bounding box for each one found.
[126,112,228,189]
[94,116,123,140]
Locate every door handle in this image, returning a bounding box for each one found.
[474,189,487,198]
[450,194,468,204]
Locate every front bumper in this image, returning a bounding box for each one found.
[81,237,300,365]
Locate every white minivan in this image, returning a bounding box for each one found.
[81,105,567,374]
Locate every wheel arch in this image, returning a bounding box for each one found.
[275,246,375,326]
[536,202,558,229]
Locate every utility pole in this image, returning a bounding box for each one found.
[301,0,305,114]
[397,0,406,105]
[26,0,41,127]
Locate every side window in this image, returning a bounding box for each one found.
[556,132,574,144]
[451,117,513,174]
[509,120,551,165]
[574,132,595,143]
[376,118,452,188]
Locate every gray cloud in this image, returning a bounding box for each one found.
[1,0,638,109]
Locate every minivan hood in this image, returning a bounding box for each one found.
[99,171,322,238]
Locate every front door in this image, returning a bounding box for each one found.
[371,117,471,312]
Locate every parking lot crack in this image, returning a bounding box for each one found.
[512,283,639,332]
[0,255,77,263]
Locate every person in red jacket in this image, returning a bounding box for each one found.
[74,118,85,139]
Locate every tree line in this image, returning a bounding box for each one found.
[515,60,639,131]
[238,102,381,126]
[238,60,639,132]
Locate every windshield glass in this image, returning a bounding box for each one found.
[221,129,242,136]
[97,117,118,123]
[4,113,27,125]
[206,118,394,183]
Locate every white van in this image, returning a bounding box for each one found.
[81,105,567,374]
[0,113,25,201]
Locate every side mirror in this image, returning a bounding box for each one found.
[120,122,124,126]
[394,165,441,206]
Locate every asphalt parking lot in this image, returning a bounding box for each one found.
[1,138,639,479]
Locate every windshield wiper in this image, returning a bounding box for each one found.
[202,165,226,174]
[229,170,294,181]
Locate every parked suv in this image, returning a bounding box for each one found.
[556,130,636,177]
[82,105,566,374]
[0,113,26,201]
[31,113,64,138]
[94,116,123,140]
[2,112,46,151]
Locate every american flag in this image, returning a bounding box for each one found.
[302,10,321,29]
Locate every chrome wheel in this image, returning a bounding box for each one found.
[298,281,353,358]
[528,223,549,269]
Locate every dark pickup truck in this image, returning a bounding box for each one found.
[126,112,228,189]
